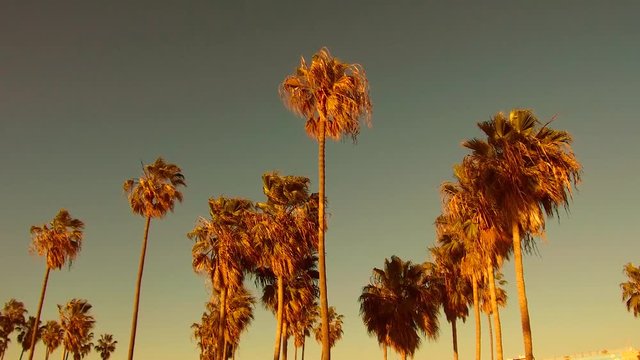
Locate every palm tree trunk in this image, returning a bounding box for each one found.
[294,345,298,360]
[273,276,285,360]
[401,351,407,360]
[486,261,503,360]
[301,337,305,360]
[27,266,50,360]
[487,313,493,360]
[45,350,50,360]
[217,286,228,360]
[317,118,330,360]
[222,338,228,360]
[451,319,458,360]
[383,343,387,360]
[61,349,65,360]
[127,216,152,360]
[282,321,288,360]
[473,274,481,360]
[512,222,533,360]
[20,349,25,360]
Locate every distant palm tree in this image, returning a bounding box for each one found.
[462,109,581,360]
[480,271,507,360]
[17,317,42,360]
[280,47,372,360]
[291,303,318,360]
[313,307,343,351]
[359,256,440,360]
[58,299,95,360]
[189,196,254,360]
[123,157,185,360]
[28,210,84,360]
[0,299,28,359]
[621,263,640,317]
[94,334,117,360]
[40,321,63,360]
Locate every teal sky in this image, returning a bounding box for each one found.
[2,1,639,359]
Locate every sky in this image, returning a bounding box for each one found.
[1,1,639,359]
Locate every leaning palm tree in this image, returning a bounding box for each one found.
[58,299,95,360]
[621,263,640,318]
[17,317,41,360]
[359,256,440,360]
[462,109,581,360]
[280,47,372,360]
[28,210,84,360]
[41,321,63,360]
[123,157,185,360]
[94,334,117,360]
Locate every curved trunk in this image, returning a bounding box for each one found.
[273,276,285,360]
[282,321,288,360]
[451,319,458,360]
[317,118,330,360]
[512,222,533,360]
[127,216,152,360]
[217,287,228,360]
[27,266,50,360]
[473,274,481,360]
[487,313,493,360]
[486,260,503,360]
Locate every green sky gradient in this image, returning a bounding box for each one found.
[2,1,639,359]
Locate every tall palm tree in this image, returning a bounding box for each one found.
[41,321,63,360]
[359,256,440,360]
[94,334,117,360]
[280,47,372,360]
[621,263,640,317]
[313,307,343,351]
[0,299,28,359]
[28,210,84,360]
[123,157,185,360]
[17,317,41,360]
[189,196,254,360]
[58,299,95,360]
[462,109,581,360]
[252,173,318,360]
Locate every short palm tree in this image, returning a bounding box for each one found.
[28,209,84,360]
[280,47,372,360]
[17,317,42,360]
[123,157,185,360]
[462,109,581,360]
[94,334,117,360]
[40,321,63,360]
[621,263,640,317]
[313,307,343,351]
[359,256,440,360]
[0,299,28,359]
[58,299,95,360]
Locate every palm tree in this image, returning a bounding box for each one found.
[359,256,440,360]
[252,173,318,360]
[17,317,42,360]
[280,47,372,360]
[94,334,117,360]
[313,307,343,351]
[189,196,254,360]
[123,157,185,360]
[0,299,28,359]
[480,271,507,360]
[462,109,581,360]
[58,299,95,360]
[28,210,84,360]
[621,263,640,317]
[291,303,318,360]
[41,321,63,360]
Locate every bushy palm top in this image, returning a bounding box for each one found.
[58,299,95,359]
[30,209,84,270]
[313,306,343,349]
[94,333,117,360]
[41,320,63,355]
[621,263,640,317]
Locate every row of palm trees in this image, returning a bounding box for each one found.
[0,298,117,360]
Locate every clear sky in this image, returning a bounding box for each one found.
[1,1,639,359]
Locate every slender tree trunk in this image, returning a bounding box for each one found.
[451,319,459,360]
[61,349,66,360]
[273,276,285,360]
[473,274,481,360]
[486,261,504,360]
[127,216,152,360]
[512,222,533,360]
[45,350,50,360]
[64,351,69,360]
[20,349,25,360]
[282,321,288,360]
[217,287,228,360]
[301,337,305,360]
[383,343,387,360]
[294,345,298,360]
[487,313,494,360]
[27,266,50,360]
[222,339,228,360]
[317,118,330,360]
[401,351,407,360]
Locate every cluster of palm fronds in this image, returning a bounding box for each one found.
[0,298,116,360]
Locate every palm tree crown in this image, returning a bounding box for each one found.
[58,299,95,360]
[30,209,84,270]
[94,333,117,360]
[41,320,63,359]
[621,263,640,317]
